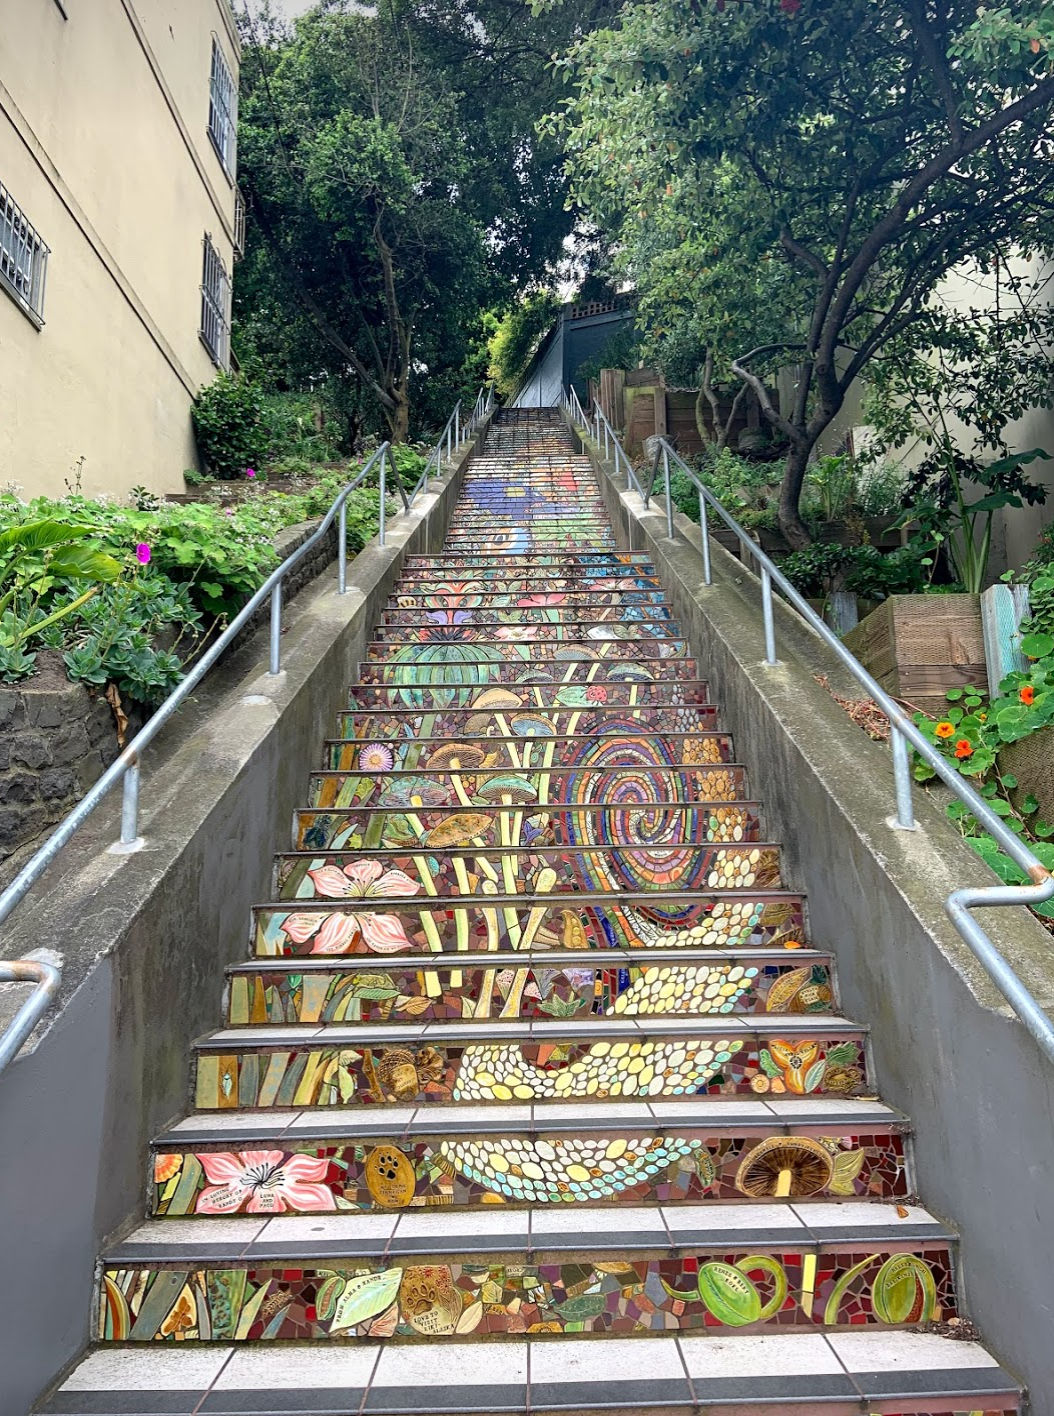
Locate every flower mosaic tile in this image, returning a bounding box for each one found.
[97,1243,956,1343]
[251,890,804,960]
[344,678,715,712]
[274,843,783,900]
[365,636,690,663]
[152,1127,908,1216]
[305,763,748,812]
[226,955,832,1026]
[293,801,763,852]
[192,1025,868,1109]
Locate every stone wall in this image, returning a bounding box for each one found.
[0,519,337,875]
[0,664,121,868]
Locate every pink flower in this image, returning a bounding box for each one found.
[135,543,151,564]
[358,742,395,772]
[195,1150,335,1214]
[495,624,539,641]
[285,861,421,955]
[516,593,566,608]
[245,468,256,479]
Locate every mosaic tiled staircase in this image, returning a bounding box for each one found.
[42,409,1021,1415]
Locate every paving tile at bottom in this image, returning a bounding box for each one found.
[364,1341,527,1413]
[200,1345,380,1414]
[38,1348,233,1415]
[529,1335,692,1412]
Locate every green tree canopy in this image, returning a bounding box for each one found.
[548,0,1054,543]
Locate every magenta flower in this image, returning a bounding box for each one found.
[194,1150,335,1214]
[245,468,256,479]
[135,543,151,565]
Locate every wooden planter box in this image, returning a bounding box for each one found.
[1000,725,1054,828]
[842,594,986,714]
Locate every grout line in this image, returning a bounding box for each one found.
[191,1346,237,1416]
[357,1343,385,1416]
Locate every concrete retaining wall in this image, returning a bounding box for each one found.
[0,430,484,1415]
[575,420,1054,1413]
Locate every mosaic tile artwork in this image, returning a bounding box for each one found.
[344,678,714,712]
[293,801,761,854]
[365,636,690,663]
[98,1246,955,1342]
[78,411,1014,1411]
[194,1030,868,1108]
[274,843,783,900]
[252,890,801,959]
[153,1129,909,1215]
[227,958,833,1026]
[305,763,747,812]
[328,730,731,775]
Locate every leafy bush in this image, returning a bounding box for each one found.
[668,450,781,532]
[259,391,344,466]
[191,373,266,480]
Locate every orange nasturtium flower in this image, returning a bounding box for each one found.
[1020,684,1036,706]
[954,740,974,760]
[935,721,955,739]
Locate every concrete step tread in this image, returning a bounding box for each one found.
[155,1095,908,1148]
[105,1201,953,1266]
[37,1333,1021,1414]
[196,1013,865,1050]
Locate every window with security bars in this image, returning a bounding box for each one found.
[199,234,231,369]
[207,37,238,179]
[0,180,49,325]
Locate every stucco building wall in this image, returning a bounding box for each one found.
[0,0,239,501]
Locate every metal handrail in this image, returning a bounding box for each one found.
[419,384,494,492]
[563,388,1054,1067]
[0,393,483,1070]
[0,959,61,1072]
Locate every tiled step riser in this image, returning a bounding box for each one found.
[330,722,725,765]
[389,592,670,610]
[394,573,665,592]
[253,891,804,959]
[293,800,764,851]
[345,680,713,710]
[227,953,833,1026]
[357,657,700,686]
[381,606,676,627]
[151,1123,911,1216]
[306,763,747,810]
[275,843,781,900]
[97,1242,956,1343]
[373,621,681,644]
[194,1027,869,1109]
[365,640,691,663]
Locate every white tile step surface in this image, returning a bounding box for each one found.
[106,1201,950,1265]
[37,1331,1021,1414]
[154,1095,909,1148]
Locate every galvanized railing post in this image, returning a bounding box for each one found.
[891,728,918,829]
[379,447,388,547]
[698,489,712,587]
[269,581,283,674]
[663,445,674,539]
[455,404,460,446]
[760,565,778,665]
[338,500,347,594]
[120,760,140,846]
[446,423,452,462]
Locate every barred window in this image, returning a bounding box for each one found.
[199,234,231,369]
[207,37,238,179]
[234,185,246,258]
[0,180,49,326]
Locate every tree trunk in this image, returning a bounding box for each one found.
[778,441,813,548]
[387,393,410,444]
